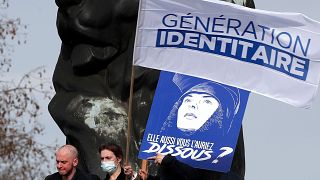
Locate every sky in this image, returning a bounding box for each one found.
[5,0,320,179]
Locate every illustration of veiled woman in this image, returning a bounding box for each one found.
[160,73,242,136]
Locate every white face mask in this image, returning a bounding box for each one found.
[101,161,117,174]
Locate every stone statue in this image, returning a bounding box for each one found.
[49,0,255,179]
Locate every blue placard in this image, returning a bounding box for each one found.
[138,71,250,172]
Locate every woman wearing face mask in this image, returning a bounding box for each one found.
[99,143,137,180]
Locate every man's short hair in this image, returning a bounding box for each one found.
[56,144,79,158]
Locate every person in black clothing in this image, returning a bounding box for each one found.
[99,143,136,180]
[138,153,241,180]
[45,144,99,180]
[139,153,199,180]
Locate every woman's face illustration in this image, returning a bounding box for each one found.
[177,92,219,131]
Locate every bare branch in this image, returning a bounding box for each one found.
[0,1,58,179]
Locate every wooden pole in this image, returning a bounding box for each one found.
[125,65,135,180]
[127,0,148,172]
[126,1,148,179]
[125,65,135,166]
[141,160,148,173]
[125,65,149,180]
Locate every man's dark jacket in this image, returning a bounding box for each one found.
[45,168,100,180]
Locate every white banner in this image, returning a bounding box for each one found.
[133,0,320,108]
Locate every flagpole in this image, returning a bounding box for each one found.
[126,65,149,180]
[125,65,135,166]
[125,65,134,180]
[127,0,148,179]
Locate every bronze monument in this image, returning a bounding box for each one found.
[49,0,255,179]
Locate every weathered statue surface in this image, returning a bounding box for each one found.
[49,0,255,179]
